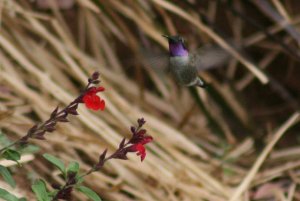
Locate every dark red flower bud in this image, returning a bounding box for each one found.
[27,125,38,136]
[119,138,126,149]
[112,149,129,160]
[136,129,146,136]
[91,71,100,80]
[19,136,29,145]
[34,130,46,137]
[140,136,153,145]
[66,104,79,115]
[130,126,136,134]
[66,171,77,185]
[45,121,56,128]
[56,112,68,122]
[51,183,61,190]
[56,187,73,200]
[99,149,107,161]
[45,126,56,132]
[34,135,46,140]
[50,106,59,119]
[137,118,146,127]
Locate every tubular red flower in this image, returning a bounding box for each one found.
[140,136,153,145]
[133,143,146,161]
[111,118,153,162]
[83,87,105,111]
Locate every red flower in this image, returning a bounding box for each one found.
[132,143,146,161]
[140,136,153,145]
[128,136,153,161]
[86,86,105,95]
[110,118,153,162]
[83,87,105,111]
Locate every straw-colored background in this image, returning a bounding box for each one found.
[0,0,300,200]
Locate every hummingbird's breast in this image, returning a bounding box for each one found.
[169,56,199,86]
[170,55,189,66]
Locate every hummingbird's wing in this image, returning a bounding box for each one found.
[134,50,171,87]
[190,44,232,71]
[139,50,170,72]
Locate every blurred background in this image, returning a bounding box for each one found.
[0,0,300,200]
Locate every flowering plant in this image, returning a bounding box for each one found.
[0,72,105,157]
[0,72,153,201]
[48,118,152,201]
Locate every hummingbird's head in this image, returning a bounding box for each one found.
[162,35,188,57]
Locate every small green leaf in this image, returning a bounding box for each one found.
[3,149,21,164]
[31,179,50,201]
[18,198,26,201]
[77,186,102,201]
[76,177,84,185]
[0,188,20,201]
[43,154,65,175]
[19,145,40,154]
[66,162,79,174]
[0,165,16,188]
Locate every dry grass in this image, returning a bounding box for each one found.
[0,0,300,200]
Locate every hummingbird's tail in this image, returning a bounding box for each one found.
[196,77,207,88]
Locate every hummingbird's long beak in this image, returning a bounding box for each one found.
[162,35,170,39]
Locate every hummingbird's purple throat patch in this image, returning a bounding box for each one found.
[169,43,188,57]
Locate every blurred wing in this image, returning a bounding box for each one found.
[125,49,170,87]
[139,50,169,72]
[190,44,232,71]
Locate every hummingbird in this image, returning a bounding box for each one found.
[162,35,205,88]
[161,35,232,88]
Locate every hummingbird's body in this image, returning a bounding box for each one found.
[163,35,206,87]
[169,56,201,86]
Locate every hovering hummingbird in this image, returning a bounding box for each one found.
[163,35,237,88]
[162,35,206,88]
[137,35,233,88]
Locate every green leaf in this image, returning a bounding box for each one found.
[77,186,102,201]
[66,162,79,174]
[3,149,21,164]
[0,188,20,201]
[43,154,65,175]
[31,180,50,201]
[76,177,84,185]
[19,145,40,154]
[18,198,26,201]
[0,165,16,188]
